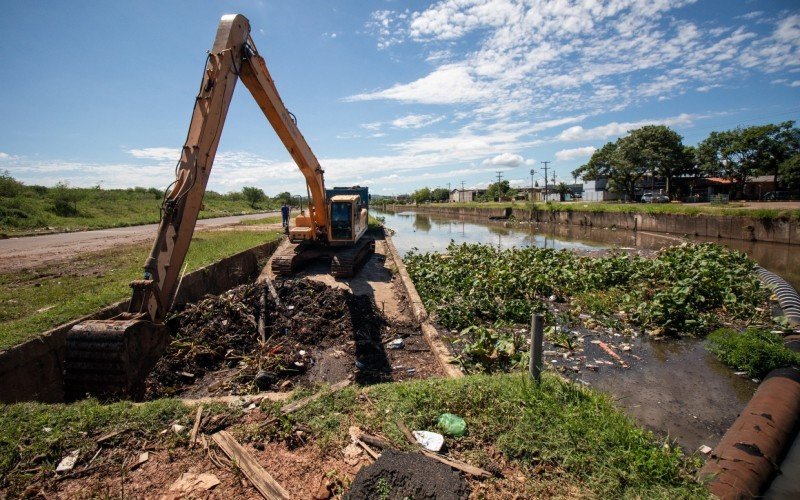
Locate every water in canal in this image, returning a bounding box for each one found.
[377,208,798,452]
[378,209,800,291]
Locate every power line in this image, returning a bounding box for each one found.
[495,171,503,184]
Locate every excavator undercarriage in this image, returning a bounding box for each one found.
[64,317,168,401]
[271,237,375,278]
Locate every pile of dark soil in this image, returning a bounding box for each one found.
[347,451,470,500]
[145,279,390,398]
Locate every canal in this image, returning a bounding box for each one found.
[377,208,797,455]
[378,209,800,291]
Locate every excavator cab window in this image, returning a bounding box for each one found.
[330,201,352,240]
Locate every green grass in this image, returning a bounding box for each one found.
[0,375,705,497]
[285,373,706,498]
[389,200,800,220]
[239,215,283,225]
[707,327,799,378]
[0,230,282,350]
[0,185,276,236]
[0,398,237,495]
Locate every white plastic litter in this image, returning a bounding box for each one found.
[387,338,405,349]
[56,450,80,472]
[413,430,444,452]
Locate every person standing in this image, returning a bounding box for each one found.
[281,202,290,231]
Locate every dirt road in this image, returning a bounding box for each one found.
[0,212,277,272]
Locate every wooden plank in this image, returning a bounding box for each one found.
[212,431,290,500]
[190,406,203,448]
[419,449,493,478]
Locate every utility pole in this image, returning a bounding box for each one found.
[460,180,465,203]
[529,168,536,202]
[495,171,503,184]
[541,160,550,200]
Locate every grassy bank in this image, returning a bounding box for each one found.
[0,184,275,236]
[708,327,799,378]
[384,201,800,220]
[0,230,282,350]
[0,373,706,498]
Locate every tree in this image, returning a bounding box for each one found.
[431,188,450,202]
[275,191,292,205]
[575,141,646,201]
[697,122,798,199]
[623,125,692,198]
[555,182,569,201]
[483,180,516,201]
[242,186,267,208]
[779,154,800,191]
[411,187,431,204]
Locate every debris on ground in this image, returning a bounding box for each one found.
[347,450,471,500]
[145,279,389,398]
[412,430,444,452]
[438,413,466,437]
[167,472,220,496]
[212,431,291,499]
[55,450,80,472]
[386,338,405,349]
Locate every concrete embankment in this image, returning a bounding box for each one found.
[382,204,800,245]
[0,239,282,403]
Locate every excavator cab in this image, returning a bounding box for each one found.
[330,198,355,241]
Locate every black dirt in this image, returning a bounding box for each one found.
[347,451,470,500]
[144,278,390,398]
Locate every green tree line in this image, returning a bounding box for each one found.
[573,121,800,199]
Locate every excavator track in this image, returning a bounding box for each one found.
[63,318,168,401]
[330,237,375,278]
[271,237,375,278]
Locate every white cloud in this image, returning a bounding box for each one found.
[346,63,494,104]
[483,152,524,167]
[791,80,800,88]
[0,152,10,159]
[391,113,444,129]
[555,113,700,142]
[358,1,800,119]
[127,147,180,161]
[555,146,596,161]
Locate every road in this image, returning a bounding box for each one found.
[0,212,278,272]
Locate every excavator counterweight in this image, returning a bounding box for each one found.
[63,14,373,400]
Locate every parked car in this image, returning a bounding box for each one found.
[761,191,792,201]
[641,192,670,203]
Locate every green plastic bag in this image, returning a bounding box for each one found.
[438,413,466,437]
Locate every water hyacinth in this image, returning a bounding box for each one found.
[406,242,770,338]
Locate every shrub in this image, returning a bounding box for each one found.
[0,170,23,197]
[707,328,799,378]
[50,181,80,217]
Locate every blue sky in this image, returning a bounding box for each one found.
[1,0,799,196]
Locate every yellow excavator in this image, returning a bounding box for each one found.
[64,14,374,400]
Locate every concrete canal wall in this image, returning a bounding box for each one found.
[0,239,282,403]
[382,204,800,245]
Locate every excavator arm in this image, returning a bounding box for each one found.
[64,14,331,399]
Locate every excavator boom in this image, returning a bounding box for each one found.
[63,14,367,400]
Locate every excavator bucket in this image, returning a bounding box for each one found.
[63,318,168,401]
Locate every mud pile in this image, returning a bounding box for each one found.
[145,279,389,398]
[347,451,470,500]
